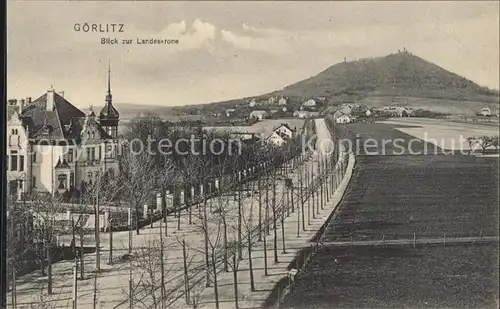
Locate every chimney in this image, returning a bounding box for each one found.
[8,99,16,106]
[47,87,55,111]
[19,99,25,113]
[26,97,32,104]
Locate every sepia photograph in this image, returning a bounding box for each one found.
[4,1,499,309]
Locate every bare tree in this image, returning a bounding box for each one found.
[125,229,177,309]
[6,194,36,309]
[468,136,494,154]
[153,156,175,237]
[25,192,66,295]
[79,170,120,271]
[116,147,157,236]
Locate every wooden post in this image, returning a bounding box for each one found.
[299,167,305,232]
[443,232,446,247]
[159,220,165,309]
[247,233,255,292]
[258,173,262,241]
[297,197,300,238]
[307,165,311,225]
[266,171,270,235]
[108,217,113,265]
[95,189,101,271]
[183,239,190,304]
[72,263,78,309]
[263,235,268,276]
[272,168,278,264]
[93,271,97,309]
[281,215,286,254]
[232,254,239,309]
[238,183,243,260]
[413,232,416,249]
[277,284,281,305]
[71,218,77,259]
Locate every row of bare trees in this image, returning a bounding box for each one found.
[6,117,327,309]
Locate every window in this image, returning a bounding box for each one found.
[91,147,96,161]
[19,155,24,171]
[88,172,93,185]
[87,132,90,139]
[98,146,101,160]
[7,155,9,170]
[33,151,37,163]
[87,148,91,161]
[58,174,68,189]
[10,151,18,171]
[70,173,75,188]
[68,149,73,162]
[19,180,23,189]
[91,131,95,139]
[32,177,36,188]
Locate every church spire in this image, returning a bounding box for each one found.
[105,60,112,104]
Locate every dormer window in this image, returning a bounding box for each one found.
[41,126,50,135]
[87,132,90,139]
[58,174,68,190]
[91,131,95,139]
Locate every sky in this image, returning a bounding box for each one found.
[7,1,500,108]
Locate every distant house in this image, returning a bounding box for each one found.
[336,114,351,124]
[294,111,307,118]
[267,131,287,146]
[302,99,317,107]
[268,97,277,104]
[225,109,236,117]
[281,106,287,112]
[278,97,288,106]
[273,123,295,139]
[338,104,353,115]
[480,107,491,116]
[249,110,269,120]
[249,99,256,108]
[294,111,320,118]
[332,110,343,119]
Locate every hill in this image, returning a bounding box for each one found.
[271,51,498,103]
[100,52,499,117]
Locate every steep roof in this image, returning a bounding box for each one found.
[21,92,85,139]
[19,92,113,140]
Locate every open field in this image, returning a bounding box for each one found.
[278,121,499,308]
[325,155,498,241]
[376,118,499,151]
[281,243,499,309]
[359,96,498,116]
